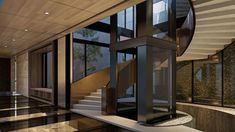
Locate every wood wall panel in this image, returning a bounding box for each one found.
[16,52,29,96]
[177,103,235,132]
[71,60,134,105]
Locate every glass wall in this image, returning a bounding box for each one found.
[117,6,135,42]
[73,43,85,81]
[153,48,170,110]
[73,42,110,81]
[72,17,111,82]
[176,43,235,108]
[86,45,110,75]
[223,44,235,107]
[176,61,192,102]
[117,7,134,31]
[193,54,222,106]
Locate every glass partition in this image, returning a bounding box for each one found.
[152,47,171,115]
[193,54,222,106]
[176,61,192,102]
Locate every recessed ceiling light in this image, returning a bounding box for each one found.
[24,29,28,32]
[12,39,16,42]
[44,12,49,15]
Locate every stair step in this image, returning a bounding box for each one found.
[79,100,101,106]
[97,89,102,92]
[73,104,101,111]
[85,96,101,101]
[91,92,101,96]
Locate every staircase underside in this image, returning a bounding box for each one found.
[178,0,235,61]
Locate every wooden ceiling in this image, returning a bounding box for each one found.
[0,0,144,57]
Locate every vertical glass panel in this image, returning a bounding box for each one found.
[193,54,222,106]
[73,28,110,44]
[152,48,170,114]
[73,43,85,81]
[86,45,110,75]
[224,44,235,107]
[153,0,171,41]
[176,61,192,102]
[117,7,135,41]
[126,7,134,30]
[46,52,53,88]
[153,0,168,25]
[118,10,125,28]
[126,54,133,61]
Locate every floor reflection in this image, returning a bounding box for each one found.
[0,94,132,132]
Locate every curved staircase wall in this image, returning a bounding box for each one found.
[71,60,134,106]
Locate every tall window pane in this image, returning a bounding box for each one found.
[176,61,192,102]
[193,54,222,106]
[73,43,85,81]
[126,7,134,30]
[86,45,110,75]
[224,44,235,107]
[46,52,53,88]
[153,0,168,25]
[118,10,125,28]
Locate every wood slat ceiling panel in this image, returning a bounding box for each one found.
[0,0,141,57]
[51,0,125,13]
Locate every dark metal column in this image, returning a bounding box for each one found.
[102,14,118,114]
[65,34,71,109]
[169,50,176,115]
[53,40,58,106]
[137,45,153,123]
[168,0,177,115]
[136,0,154,123]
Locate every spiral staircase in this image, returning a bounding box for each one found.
[178,0,235,61]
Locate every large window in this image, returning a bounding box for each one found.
[42,51,53,89]
[224,44,235,107]
[117,6,135,42]
[73,43,85,81]
[117,7,134,30]
[73,43,110,81]
[86,45,110,75]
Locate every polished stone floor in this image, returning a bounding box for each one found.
[0,94,132,132]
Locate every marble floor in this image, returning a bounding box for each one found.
[0,94,132,132]
[71,109,201,132]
